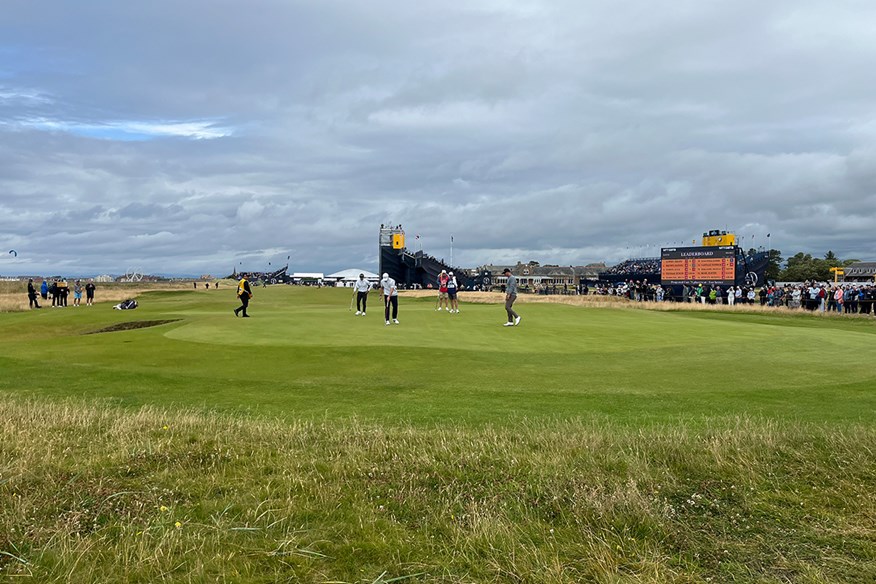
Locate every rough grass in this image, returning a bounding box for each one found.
[1,398,874,583]
[0,281,207,312]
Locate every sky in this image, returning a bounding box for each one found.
[2,0,875,276]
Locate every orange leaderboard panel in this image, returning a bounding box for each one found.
[661,246,736,286]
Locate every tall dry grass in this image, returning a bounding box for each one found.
[0,282,196,312]
[1,398,874,582]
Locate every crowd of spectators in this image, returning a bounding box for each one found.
[603,258,661,276]
[582,278,876,314]
[26,277,96,309]
[756,281,876,313]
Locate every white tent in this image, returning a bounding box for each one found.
[290,272,324,281]
[326,268,380,287]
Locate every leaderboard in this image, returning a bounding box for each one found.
[660,246,736,285]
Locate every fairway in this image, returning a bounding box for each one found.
[1,286,875,425]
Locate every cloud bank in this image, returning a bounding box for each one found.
[2,0,875,275]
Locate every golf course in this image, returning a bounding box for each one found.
[1,286,875,582]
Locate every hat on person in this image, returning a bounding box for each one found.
[441,269,447,274]
[382,273,388,278]
[359,273,364,278]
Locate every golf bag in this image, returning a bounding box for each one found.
[113,298,138,310]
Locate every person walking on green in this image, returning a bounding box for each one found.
[234,276,252,317]
[503,268,521,327]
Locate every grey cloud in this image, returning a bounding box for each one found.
[2,0,876,276]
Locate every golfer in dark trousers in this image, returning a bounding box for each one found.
[353,273,371,315]
[234,276,252,317]
[503,268,521,326]
[381,273,399,325]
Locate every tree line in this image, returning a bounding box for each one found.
[762,250,859,282]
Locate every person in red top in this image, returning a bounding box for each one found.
[436,269,450,311]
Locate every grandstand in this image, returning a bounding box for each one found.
[378,226,475,289]
[229,264,294,284]
[599,230,770,287]
[599,258,661,284]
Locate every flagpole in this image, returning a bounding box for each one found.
[450,235,453,267]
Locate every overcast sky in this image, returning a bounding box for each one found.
[2,0,875,276]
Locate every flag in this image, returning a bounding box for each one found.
[451,235,454,243]
[767,233,770,237]
[416,234,420,240]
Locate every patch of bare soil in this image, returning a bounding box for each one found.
[84,319,182,334]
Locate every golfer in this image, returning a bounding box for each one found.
[503,268,521,326]
[352,273,371,315]
[234,275,252,317]
[381,272,399,325]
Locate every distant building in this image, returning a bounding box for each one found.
[843,262,876,282]
[326,269,380,287]
[291,272,324,283]
[95,274,114,283]
[481,262,606,290]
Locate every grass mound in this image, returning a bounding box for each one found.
[1,399,875,582]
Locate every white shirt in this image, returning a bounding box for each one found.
[352,278,371,293]
[381,277,398,297]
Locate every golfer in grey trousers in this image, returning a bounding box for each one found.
[503,268,521,326]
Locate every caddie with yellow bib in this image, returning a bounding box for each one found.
[234,276,253,317]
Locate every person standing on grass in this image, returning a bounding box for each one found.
[73,279,83,307]
[58,278,69,307]
[503,268,521,327]
[85,279,96,306]
[49,280,58,307]
[27,279,41,309]
[234,275,252,317]
[40,279,48,301]
[447,271,459,313]
[381,272,399,325]
[832,285,843,313]
[437,269,449,311]
[353,273,371,316]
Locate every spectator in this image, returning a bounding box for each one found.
[27,279,41,309]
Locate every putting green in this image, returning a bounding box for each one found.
[1,286,874,425]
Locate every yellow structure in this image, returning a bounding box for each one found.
[701,230,736,247]
[829,266,844,283]
[391,233,405,249]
